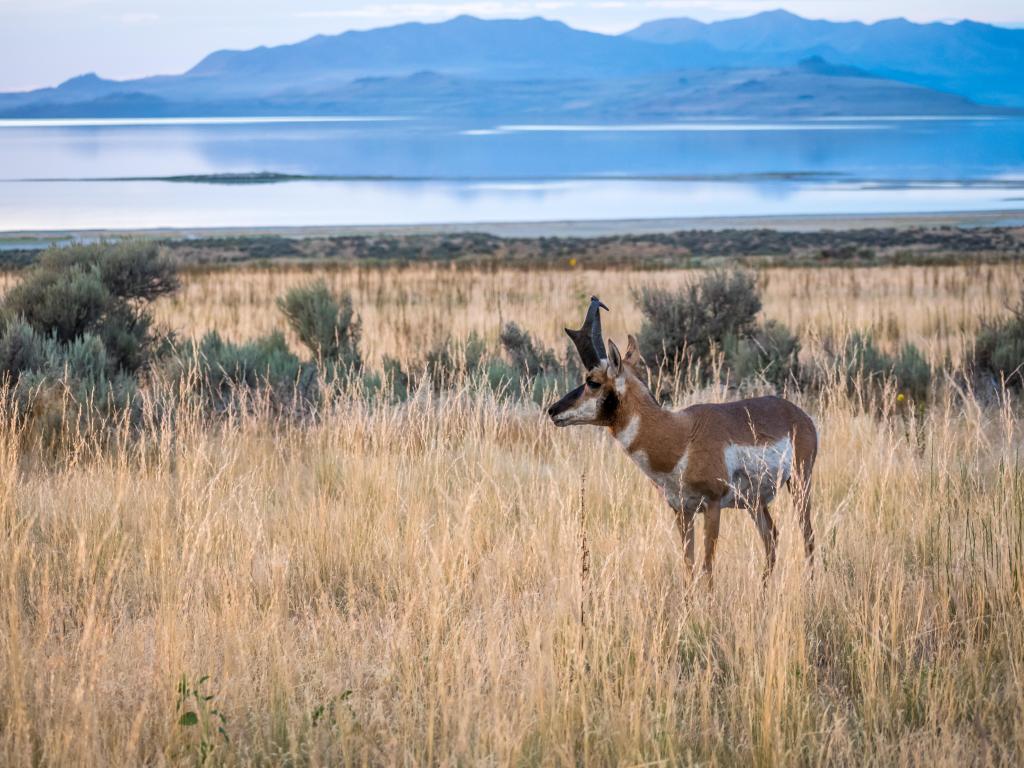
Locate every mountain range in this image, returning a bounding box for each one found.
[626,11,1024,108]
[1,11,1021,119]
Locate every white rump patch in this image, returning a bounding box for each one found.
[721,436,794,509]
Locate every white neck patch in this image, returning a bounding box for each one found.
[614,415,641,452]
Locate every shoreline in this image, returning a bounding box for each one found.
[4,209,1024,242]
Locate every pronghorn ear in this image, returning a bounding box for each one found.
[624,334,640,367]
[607,339,622,373]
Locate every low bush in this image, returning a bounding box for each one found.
[0,319,137,404]
[2,240,177,374]
[172,330,312,411]
[890,344,932,401]
[0,247,374,424]
[972,294,1024,390]
[170,282,366,412]
[394,323,580,403]
[381,355,412,400]
[499,322,560,378]
[726,320,802,390]
[636,272,761,375]
[635,271,800,390]
[819,332,932,403]
[276,280,362,370]
[499,323,582,402]
[0,241,174,438]
[423,331,490,389]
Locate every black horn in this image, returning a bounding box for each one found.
[565,296,609,370]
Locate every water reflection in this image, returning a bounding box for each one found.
[1,117,1023,230]
[1,117,1023,182]
[3,178,1024,231]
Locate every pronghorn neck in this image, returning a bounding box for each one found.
[607,375,667,452]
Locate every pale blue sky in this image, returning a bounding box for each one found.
[1,0,1020,91]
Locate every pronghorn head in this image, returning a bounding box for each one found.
[548,297,643,428]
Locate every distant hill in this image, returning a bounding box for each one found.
[626,10,1024,107]
[0,13,1020,119]
[186,15,727,83]
[0,67,990,121]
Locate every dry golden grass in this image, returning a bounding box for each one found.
[2,262,1024,766]
[152,262,1023,365]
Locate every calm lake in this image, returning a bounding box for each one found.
[2,116,1023,231]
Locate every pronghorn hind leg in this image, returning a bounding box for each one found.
[786,419,818,571]
[790,468,815,567]
[749,502,779,584]
[701,501,721,587]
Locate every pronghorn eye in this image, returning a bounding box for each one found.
[586,379,600,390]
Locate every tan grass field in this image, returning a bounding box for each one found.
[150,262,1023,365]
[2,262,1024,766]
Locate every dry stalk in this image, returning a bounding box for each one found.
[578,472,590,659]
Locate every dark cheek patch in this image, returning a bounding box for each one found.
[598,390,619,422]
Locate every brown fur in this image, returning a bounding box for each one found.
[549,334,818,586]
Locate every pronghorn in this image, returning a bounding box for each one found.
[548,297,817,584]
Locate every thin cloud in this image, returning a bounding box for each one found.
[296,2,577,21]
[120,13,160,25]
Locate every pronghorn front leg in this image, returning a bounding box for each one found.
[673,505,697,581]
[702,501,722,585]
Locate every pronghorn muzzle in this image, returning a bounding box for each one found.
[547,384,585,426]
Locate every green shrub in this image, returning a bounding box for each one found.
[636,272,761,375]
[727,319,802,389]
[276,280,362,370]
[5,264,109,343]
[635,271,800,389]
[424,331,489,388]
[2,240,177,376]
[891,343,932,401]
[173,330,313,409]
[0,321,115,394]
[381,355,412,400]
[0,318,138,441]
[165,282,364,410]
[825,332,932,402]
[0,241,175,439]
[0,318,46,375]
[499,322,560,377]
[972,298,1024,390]
[412,326,578,403]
